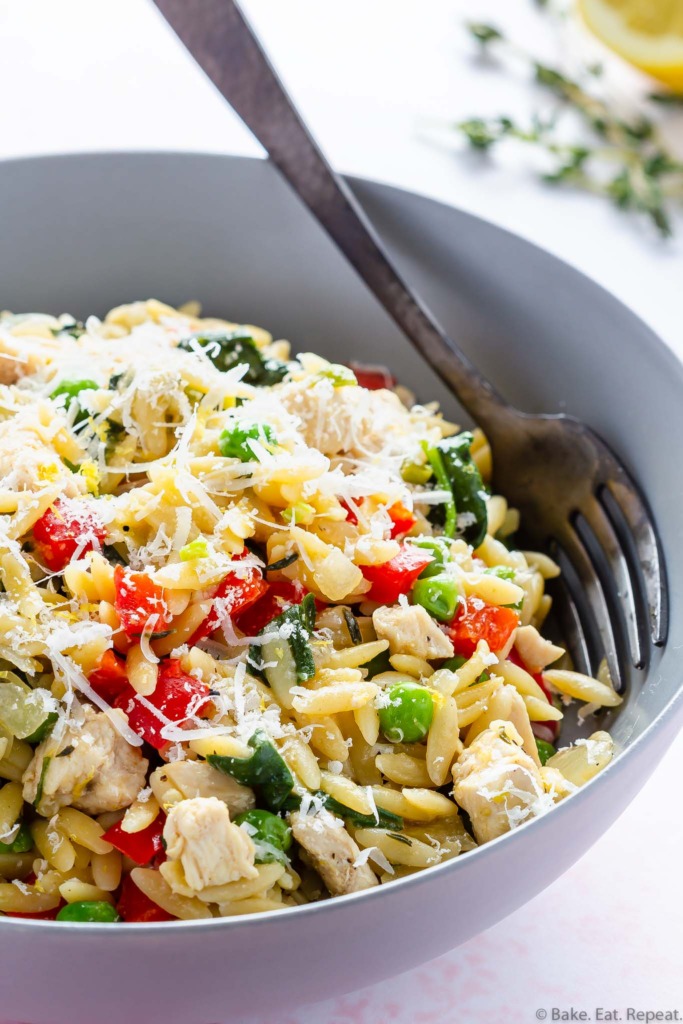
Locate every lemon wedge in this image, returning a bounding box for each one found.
[579,0,683,90]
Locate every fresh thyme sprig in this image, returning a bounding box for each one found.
[454,20,683,237]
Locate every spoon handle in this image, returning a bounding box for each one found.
[154,0,512,429]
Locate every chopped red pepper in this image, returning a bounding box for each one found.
[32,498,106,572]
[116,874,175,923]
[4,905,64,920]
[88,650,129,702]
[103,814,166,866]
[188,565,268,645]
[340,499,360,526]
[447,598,519,658]
[361,544,434,605]
[234,580,308,636]
[114,658,212,749]
[508,647,559,741]
[114,565,171,639]
[386,501,418,539]
[347,362,396,391]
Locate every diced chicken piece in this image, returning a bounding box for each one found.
[514,625,564,675]
[162,796,258,892]
[290,809,378,896]
[452,720,546,844]
[278,378,414,458]
[372,603,454,661]
[22,706,148,817]
[154,760,255,816]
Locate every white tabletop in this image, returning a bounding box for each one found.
[2,1,682,1020]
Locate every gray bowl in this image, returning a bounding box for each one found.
[0,152,681,1024]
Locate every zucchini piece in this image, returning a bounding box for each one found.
[249,594,316,709]
[208,730,294,812]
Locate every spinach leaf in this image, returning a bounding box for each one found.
[428,431,488,547]
[361,647,392,679]
[282,791,404,831]
[318,793,404,831]
[34,755,52,810]
[208,729,294,811]
[178,329,289,386]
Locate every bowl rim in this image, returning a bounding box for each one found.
[0,147,681,934]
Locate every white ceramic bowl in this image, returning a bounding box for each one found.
[0,152,681,1024]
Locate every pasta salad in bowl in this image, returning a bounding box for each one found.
[0,298,622,924]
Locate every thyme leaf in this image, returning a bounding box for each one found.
[453,16,683,236]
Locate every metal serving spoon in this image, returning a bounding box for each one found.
[153,0,667,689]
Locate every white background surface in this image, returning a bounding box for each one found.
[1,1,682,1021]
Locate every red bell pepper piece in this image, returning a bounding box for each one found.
[188,566,268,645]
[103,814,165,866]
[340,499,360,526]
[347,362,397,391]
[114,658,212,749]
[33,498,106,572]
[114,565,171,638]
[447,598,519,658]
[234,580,308,636]
[386,501,418,539]
[4,905,64,920]
[508,648,559,741]
[361,544,434,605]
[116,874,175,923]
[88,650,129,702]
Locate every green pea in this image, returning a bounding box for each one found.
[50,379,99,409]
[218,422,277,462]
[411,537,452,579]
[484,565,516,581]
[378,682,435,743]
[234,809,292,863]
[412,572,460,622]
[0,822,33,854]
[401,461,432,486]
[535,739,556,766]
[56,900,121,923]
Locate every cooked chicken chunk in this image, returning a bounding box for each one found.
[162,796,258,892]
[22,706,148,817]
[290,809,378,896]
[452,720,545,844]
[514,625,564,675]
[372,603,454,661]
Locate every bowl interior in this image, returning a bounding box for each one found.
[0,151,681,750]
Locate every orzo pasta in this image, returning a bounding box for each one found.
[0,300,619,922]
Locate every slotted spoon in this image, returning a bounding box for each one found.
[153,0,668,689]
